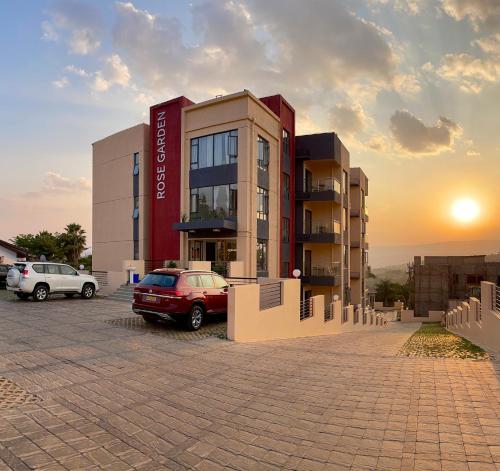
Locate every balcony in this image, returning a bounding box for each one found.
[296,177,341,202]
[350,271,361,279]
[350,205,368,221]
[302,262,341,286]
[297,220,341,244]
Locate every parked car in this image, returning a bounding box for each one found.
[0,264,11,288]
[6,262,99,301]
[132,269,229,331]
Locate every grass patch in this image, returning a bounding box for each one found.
[399,322,490,359]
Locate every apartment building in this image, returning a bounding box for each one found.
[92,89,369,309]
[412,255,500,315]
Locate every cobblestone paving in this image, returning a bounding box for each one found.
[0,297,499,470]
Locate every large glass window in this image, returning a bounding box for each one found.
[257,136,270,171]
[257,187,269,221]
[191,130,238,170]
[133,196,139,219]
[190,184,237,219]
[257,239,268,272]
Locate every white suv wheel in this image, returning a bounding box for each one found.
[33,286,49,302]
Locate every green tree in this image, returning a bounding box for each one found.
[59,223,87,267]
[375,278,410,306]
[11,231,62,261]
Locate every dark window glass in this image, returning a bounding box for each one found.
[47,264,60,275]
[282,218,290,242]
[214,185,229,218]
[199,274,215,288]
[14,263,26,271]
[283,174,290,200]
[133,196,139,219]
[229,184,237,216]
[257,136,270,171]
[198,187,213,218]
[257,187,269,221]
[140,273,177,287]
[133,239,139,260]
[133,152,139,175]
[283,129,290,159]
[190,185,237,219]
[189,241,202,261]
[60,265,77,276]
[257,239,268,272]
[186,275,202,287]
[213,275,228,289]
[191,130,237,170]
[32,264,44,274]
[281,262,289,278]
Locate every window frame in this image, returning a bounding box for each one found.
[133,152,140,175]
[257,187,269,221]
[190,130,238,170]
[282,217,290,243]
[257,136,270,171]
[256,239,268,272]
[283,173,290,201]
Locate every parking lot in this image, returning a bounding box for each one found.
[1,293,500,470]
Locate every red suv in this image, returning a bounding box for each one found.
[132,269,229,330]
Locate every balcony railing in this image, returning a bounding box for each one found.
[298,220,341,243]
[307,177,341,193]
[304,262,340,278]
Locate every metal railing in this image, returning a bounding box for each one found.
[306,177,341,193]
[324,301,334,321]
[300,298,313,321]
[259,282,282,310]
[342,306,349,323]
[226,277,257,286]
[305,262,341,277]
[495,285,500,312]
[306,220,341,235]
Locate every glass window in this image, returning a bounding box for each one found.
[283,174,290,200]
[226,239,237,261]
[199,274,215,288]
[282,218,290,242]
[32,264,44,274]
[186,275,202,287]
[133,152,139,175]
[281,262,289,278]
[214,185,229,218]
[198,187,213,218]
[191,130,237,170]
[257,239,268,272]
[283,129,290,159]
[343,170,348,194]
[213,275,228,289]
[257,136,270,171]
[191,139,199,169]
[133,196,139,219]
[47,264,60,275]
[229,184,237,216]
[257,187,269,221]
[133,239,139,260]
[189,241,202,261]
[140,273,177,287]
[60,265,77,276]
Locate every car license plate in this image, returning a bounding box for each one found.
[143,295,158,303]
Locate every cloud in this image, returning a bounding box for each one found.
[437,52,500,93]
[466,149,481,157]
[329,104,368,137]
[64,65,90,77]
[474,33,500,54]
[393,73,422,97]
[110,0,397,106]
[43,172,91,193]
[52,77,69,88]
[390,110,462,154]
[44,0,103,55]
[92,54,131,92]
[370,0,425,15]
[441,0,500,31]
[366,134,391,153]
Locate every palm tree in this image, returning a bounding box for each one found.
[375,278,396,306]
[60,223,87,266]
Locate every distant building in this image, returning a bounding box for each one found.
[0,240,27,264]
[413,255,500,316]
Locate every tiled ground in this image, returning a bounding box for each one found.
[0,293,499,470]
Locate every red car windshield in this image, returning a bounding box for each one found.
[140,273,177,288]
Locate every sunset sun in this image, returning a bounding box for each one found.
[451,198,480,224]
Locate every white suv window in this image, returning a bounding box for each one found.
[32,264,45,274]
[60,265,77,276]
[46,264,60,275]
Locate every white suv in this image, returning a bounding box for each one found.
[6,262,99,302]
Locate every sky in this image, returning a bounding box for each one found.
[0,0,499,250]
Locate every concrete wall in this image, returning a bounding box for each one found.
[446,281,500,354]
[0,246,18,264]
[227,279,387,342]
[401,310,444,323]
[92,123,150,273]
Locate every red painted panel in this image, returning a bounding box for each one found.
[150,96,194,264]
[259,95,296,277]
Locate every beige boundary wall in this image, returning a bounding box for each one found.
[401,310,444,323]
[227,279,387,342]
[446,282,500,354]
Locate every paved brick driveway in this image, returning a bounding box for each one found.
[0,295,499,470]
